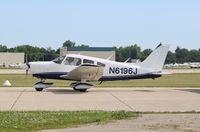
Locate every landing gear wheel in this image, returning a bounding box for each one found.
[78,89,87,92]
[73,88,78,91]
[73,88,87,92]
[35,88,43,91]
[71,82,78,88]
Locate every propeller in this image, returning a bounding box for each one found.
[25,54,30,76]
[26,63,30,75]
[18,54,30,76]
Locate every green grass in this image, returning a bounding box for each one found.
[0,74,72,87]
[98,73,200,87]
[0,111,138,132]
[163,67,190,69]
[0,67,19,69]
[0,73,200,87]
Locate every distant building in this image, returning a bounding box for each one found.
[0,52,24,67]
[60,47,116,61]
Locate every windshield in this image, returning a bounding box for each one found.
[52,56,65,64]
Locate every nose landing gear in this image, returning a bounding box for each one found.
[33,81,53,92]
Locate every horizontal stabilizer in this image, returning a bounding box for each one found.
[152,71,172,75]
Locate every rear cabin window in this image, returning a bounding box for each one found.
[64,57,81,66]
[97,62,105,67]
[83,59,94,64]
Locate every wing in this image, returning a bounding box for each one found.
[60,64,104,81]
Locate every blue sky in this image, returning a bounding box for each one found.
[0,0,200,50]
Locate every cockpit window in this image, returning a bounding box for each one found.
[64,57,81,66]
[52,56,65,64]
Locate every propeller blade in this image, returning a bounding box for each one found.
[25,63,30,76]
[26,69,28,75]
[25,54,29,76]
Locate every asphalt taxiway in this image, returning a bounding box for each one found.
[0,87,200,112]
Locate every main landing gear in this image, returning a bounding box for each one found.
[33,81,53,92]
[70,82,93,92]
[33,80,92,92]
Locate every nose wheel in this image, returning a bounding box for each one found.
[73,88,87,92]
[35,88,44,91]
[33,81,53,92]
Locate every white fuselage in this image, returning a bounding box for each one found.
[28,54,160,81]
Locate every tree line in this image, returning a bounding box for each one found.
[0,44,60,62]
[116,45,200,64]
[0,40,200,63]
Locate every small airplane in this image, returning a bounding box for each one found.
[20,44,169,92]
[190,63,200,68]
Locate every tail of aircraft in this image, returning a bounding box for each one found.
[139,44,169,71]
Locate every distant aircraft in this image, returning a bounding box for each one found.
[190,63,200,68]
[20,44,169,92]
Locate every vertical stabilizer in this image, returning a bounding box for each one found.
[140,44,169,71]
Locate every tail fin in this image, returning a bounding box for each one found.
[140,44,169,71]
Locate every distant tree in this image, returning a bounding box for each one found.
[141,49,152,61]
[190,49,200,62]
[63,40,76,47]
[129,44,142,59]
[165,51,176,64]
[116,47,126,62]
[0,44,8,52]
[6,44,58,61]
[116,44,141,62]
[55,48,60,54]
[43,47,58,61]
[11,45,42,61]
[175,47,190,63]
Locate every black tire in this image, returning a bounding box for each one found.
[70,82,78,88]
[35,88,43,91]
[73,88,78,91]
[78,89,87,92]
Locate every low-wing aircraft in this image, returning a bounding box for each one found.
[20,44,169,92]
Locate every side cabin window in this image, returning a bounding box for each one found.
[64,57,81,66]
[53,56,65,64]
[83,59,94,64]
[97,62,105,67]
